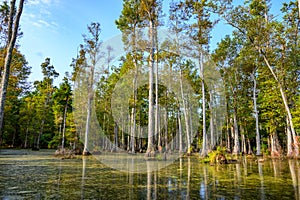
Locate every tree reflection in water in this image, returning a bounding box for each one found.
[289,160,300,200]
[0,151,299,199]
[258,161,265,200]
[81,157,86,199]
[199,164,208,199]
[147,161,152,200]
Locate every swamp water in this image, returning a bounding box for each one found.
[0,149,299,199]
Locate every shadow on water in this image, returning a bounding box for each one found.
[0,149,299,199]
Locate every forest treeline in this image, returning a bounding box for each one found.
[0,0,299,158]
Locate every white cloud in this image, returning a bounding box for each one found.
[27,0,59,6]
[40,8,51,16]
[50,21,58,28]
[37,19,50,27]
[23,0,60,33]
[22,13,36,20]
[32,21,42,28]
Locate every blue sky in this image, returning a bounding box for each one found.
[16,0,288,85]
[19,0,124,84]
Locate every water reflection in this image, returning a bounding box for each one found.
[199,164,208,199]
[81,157,87,200]
[289,160,300,200]
[0,151,299,199]
[147,161,152,200]
[258,161,265,200]
[128,159,133,199]
[187,157,190,200]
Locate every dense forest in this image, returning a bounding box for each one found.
[0,0,299,158]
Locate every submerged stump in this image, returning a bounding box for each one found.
[216,154,227,164]
[55,148,76,159]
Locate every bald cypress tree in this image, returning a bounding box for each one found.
[0,0,25,137]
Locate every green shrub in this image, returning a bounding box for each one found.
[207,146,227,164]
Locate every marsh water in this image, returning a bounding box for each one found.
[0,149,299,199]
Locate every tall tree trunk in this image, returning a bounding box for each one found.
[178,112,183,154]
[114,122,118,151]
[180,70,191,155]
[37,119,45,149]
[24,126,29,149]
[270,131,280,157]
[146,19,155,155]
[130,25,138,154]
[200,51,207,157]
[241,132,246,154]
[287,116,293,157]
[270,134,275,157]
[251,72,261,155]
[209,90,214,150]
[83,95,92,155]
[0,0,24,133]
[62,100,68,151]
[155,26,159,147]
[298,0,300,19]
[226,100,231,153]
[164,109,168,152]
[247,138,253,155]
[121,117,125,148]
[232,105,239,155]
[130,107,135,153]
[83,63,95,155]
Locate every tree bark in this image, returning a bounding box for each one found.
[121,119,125,149]
[241,132,246,154]
[226,97,231,153]
[164,109,168,152]
[155,26,159,147]
[62,100,68,151]
[24,126,28,148]
[298,0,300,19]
[251,72,261,155]
[180,70,191,155]
[271,132,281,157]
[114,122,118,150]
[287,116,293,157]
[83,91,92,155]
[6,0,15,47]
[247,138,253,154]
[130,107,135,153]
[178,112,183,154]
[130,25,138,154]
[200,51,207,157]
[83,59,95,155]
[232,105,239,155]
[0,0,24,133]
[209,90,214,150]
[146,19,155,154]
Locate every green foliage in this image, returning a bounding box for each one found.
[1,49,30,147]
[0,0,299,159]
[207,146,227,164]
[261,143,270,156]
